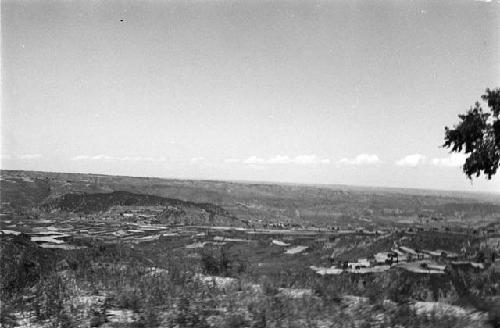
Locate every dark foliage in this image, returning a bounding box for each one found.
[0,234,49,297]
[201,248,230,276]
[42,190,234,218]
[444,88,500,179]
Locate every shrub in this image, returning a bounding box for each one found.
[0,302,17,328]
[89,309,106,327]
[174,296,210,328]
[201,247,229,276]
[115,292,142,311]
[223,314,249,328]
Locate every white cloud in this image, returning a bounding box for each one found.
[72,154,118,161]
[224,158,241,163]
[337,154,381,165]
[239,154,330,165]
[267,155,292,164]
[91,154,113,160]
[247,164,266,170]
[475,0,492,3]
[17,154,42,160]
[72,155,91,160]
[395,154,426,167]
[293,155,331,165]
[243,156,266,165]
[432,153,467,167]
[190,157,205,164]
[72,155,167,162]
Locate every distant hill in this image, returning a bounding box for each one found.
[1,170,499,225]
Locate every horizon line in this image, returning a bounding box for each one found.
[1,168,499,197]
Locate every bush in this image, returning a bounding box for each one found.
[223,314,248,328]
[201,248,229,276]
[133,307,161,328]
[115,292,142,311]
[174,296,210,328]
[0,302,17,328]
[487,299,500,328]
[89,309,106,327]
[56,310,75,328]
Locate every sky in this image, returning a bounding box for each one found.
[1,0,500,192]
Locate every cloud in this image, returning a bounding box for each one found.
[238,154,330,165]
[432,153,467,167]
[337,154,381,165]
[189,157,205,164]
[243,156,265,165]
[475,0,492,2]
[265,155,292,164]
[72,155,167,162]
[17,154,42,160]
[395,154,426,167]
[72,155,91,161]
[91,154,114,160]
[224,158,241,163]
[293,155,331,165]
[72,154,115,161]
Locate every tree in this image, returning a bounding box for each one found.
[443,88,500,179]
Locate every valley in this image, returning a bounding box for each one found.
[1,170,500,327]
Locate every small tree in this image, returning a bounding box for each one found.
[443,88,500,179]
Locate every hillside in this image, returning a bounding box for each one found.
[42,191,231,215]
[1,170,499,227]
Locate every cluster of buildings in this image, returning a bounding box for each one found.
[310,241,497,276]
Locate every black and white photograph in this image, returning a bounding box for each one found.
[1,0,500,326]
